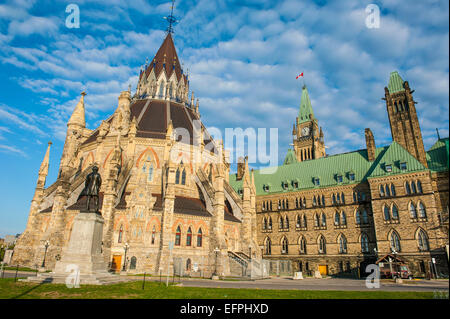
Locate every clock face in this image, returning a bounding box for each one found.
[302,127,310,136]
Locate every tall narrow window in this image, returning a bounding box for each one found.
[332,194,336,204]
[302,215,307,228]
[409,202,417,218]
[341,193,345,204]
[321,213,326,227]
[405,182,411,195]
[186,227,192,246]
[197,228,203,247]
[159,81,165,97]
[118,225,123,243]
[263,218,267,230]
[417,229,429,251]
[391,184,396,196]
[411,181,417,194]
[175,168,180,184]
[356,210,361,225]
[362,209,369,224]
[151,226,156,244]
[341,211,347,226]
[380,185,385,197]
[322,195,325,206]
[148,164,154,181]
[418,202,426,218]
[299,237,306,254]
[313,196,317,206]
[417,180,423,193]
[319,235,326,254]
[285,216,289,229]
[175,226,181,246]
[383,205,390,221]
[265,238,271,255]
[181,169,186,185]
[385,185,390,197]
[390,231,401,252]
[334,212,340,226]
[314,214,319,227]
[281,237,289,254]
[338,235,347,254]
[391,204,399,220]
[268,217,272,229]
[361,233,369,253]
[296,215,301,228]
[279,216,284,229]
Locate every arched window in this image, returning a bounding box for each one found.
[361,233,369,253]
[405,182,411,195]
[417,180,423,193]
[151,226,156,245]
[313,196,317,206]
[390,231,401,252]
[337,193,341,203]
[118,225,123,243]
[383,205,390,221]
[186,258,191,271]
[332,194,336,204]
[159,81,165,97]
[321,213,326,227]
[295,198,299,208]
[175,226,181,246]
[130,256,137,270]
[411,181,417,193]
[186,227,192,246]
[417,229,429,251]
[175,168,180,184]
[181,169,186,185]
[385,185,390,197]
[322,195,325,206]
[299,236,307,254]
[285,216,289,229]
[281,237,289,254]
[362,209,369,224]
[409,202,417,218]
[391,204,399,220]
[341,211,347,225]
[318,235,326,254]
[418,202,427,218]
[353,192,357,203]
[296,215,301,228]
[263,218,267,230]
[391,184,396,196]
[314,214,319,227]
[341,193,345,204]
[355,210,361,225]
[169,82,173,98]
[380,185,385,197]
[279,216,284,229]
[148,164,154,181]
[334,212,340,225]
[268,217,272,229]
[338,235,347,254]
[302,215,307,228]
[265,237,271,255]
[197,228,203,247]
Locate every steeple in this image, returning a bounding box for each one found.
[68,92,86,128]
[298,85,314,124]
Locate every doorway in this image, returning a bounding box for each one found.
[318,264,328,276]
[112,255,122,273]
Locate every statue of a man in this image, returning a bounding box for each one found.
[78,166,102,213]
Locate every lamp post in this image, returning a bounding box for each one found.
[41,240,49,268]
[212,247,220,279]
[122,243,129,271]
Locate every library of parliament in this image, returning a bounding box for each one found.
[11,31,449,278]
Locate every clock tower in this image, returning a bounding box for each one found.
[292,85,326,162]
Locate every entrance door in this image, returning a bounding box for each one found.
[318,265,328,276]
[112,255,122,273]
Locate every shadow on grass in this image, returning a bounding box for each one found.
[10,278,53,299]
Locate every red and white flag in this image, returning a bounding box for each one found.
[296,72,304,79]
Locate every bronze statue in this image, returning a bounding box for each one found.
[78,166,102,213]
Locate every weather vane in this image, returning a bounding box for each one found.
[164,0,178,34]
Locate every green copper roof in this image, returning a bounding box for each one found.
[229,141,429,196]
[388,71,405,93]
[298,85,314,124]
[283,149,298,165]
[427,137,449,172]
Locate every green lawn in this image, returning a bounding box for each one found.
[0,278,436,299]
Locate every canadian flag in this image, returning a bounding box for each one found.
[296,72,304,79]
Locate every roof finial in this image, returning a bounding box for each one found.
[436,128,441,140]
[164,0,178,34]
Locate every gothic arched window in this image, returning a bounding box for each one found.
[385,185,391,197]
[321,213,327,227]
[181,169,186,185]
[383,205,390,221]
[318,235,326,254]
[418,202,427,218]
[263,218,267,230]
[296,215,301,228]
[175,226,181,246]
[390,231,401,252]
[411,181,417,194]
[391,204,399,220]
[409,202,417,219]
[285,216,289,229]
[417,229,429,251]
[281,237,289,254]
[118,225,123,243]
[148,164,154,181]
[299,236,306,254]
[265,237,271,255]
[186,227,192,246]
[175,168,180,184]
[279,216,284,229]
[356,210,361,225]
[380,185,385,197]
[417,180,423,193]
[405,182,411,195]
[391,184,396,196]
[341,211,347,225]
[334,212,340,226]
[159,81,165,97]
[302,215,307,228]
[338,235,347,254]
[197,228,203,247]
[362,209,369,224]
[361,233,369,253]
[151,226,156,245]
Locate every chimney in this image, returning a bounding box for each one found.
[365,128,376,161]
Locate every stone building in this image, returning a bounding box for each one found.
[230,71,449,278]
[12,33,260,277]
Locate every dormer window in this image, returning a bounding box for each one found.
[337,175,343,183]
[349,173,355,181]
[400,162,407,170]
[263,185,270,192]
[314,178,320,186]
[385,164,392,172]
[292,180,299,189]
[282,181,289,190]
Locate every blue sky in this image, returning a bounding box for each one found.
[0,0,448,237]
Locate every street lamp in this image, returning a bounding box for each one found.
[41,240,50,268]
[122,243,129,271]
[213,247,220,277]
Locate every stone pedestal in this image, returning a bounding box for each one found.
[314,270,322,279]
[22,212,129,285]
[293,272,303,280]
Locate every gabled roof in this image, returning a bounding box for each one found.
[298,85,314,124]
[427,137,449,172]
[387,71,405,94]
[141,33,186,83]
[229,141,429,196]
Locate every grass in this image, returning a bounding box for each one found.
[0,278,437,299]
